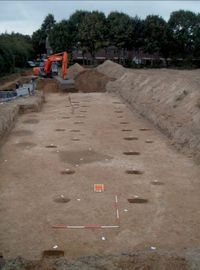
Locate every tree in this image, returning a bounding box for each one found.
[107,12,134,62]
[143,15,168,57]
[168,10,197,58]
[193,13,200,58]
[41,14,56,35]
[78,11,107,63]
[32,29,46,55]
[32,14,56,55]
[131,16,145,50]
[49,20,73,52]
[68,10,90,47]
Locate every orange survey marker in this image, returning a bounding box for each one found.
[94,184,105,192]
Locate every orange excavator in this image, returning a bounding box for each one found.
[33,51,68,79]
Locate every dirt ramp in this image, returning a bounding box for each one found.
[75,69,112,92]
[107,70,200,162]
[68,63,84,79]
[96,60,126,79]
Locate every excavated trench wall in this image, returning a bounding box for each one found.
[106,69,200,163]
[0,103,19,142]
[0,91,44,141]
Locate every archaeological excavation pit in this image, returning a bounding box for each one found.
[45,144,57,148]
[71,138,80,141]
[55,128,65,131]
[122,129,132,132]
[71,129,81,132]
[1,60,200,269]
[140,128,151,131]
[53,196,71,203]
[146,140,154,143]
[42,250,64,258]
[123,151,140,155]
[126,169,144,175]
[124,137,138,140]
[151,180,164,185]
[120,122,129,125]
[60,169,75,175]
[74,121,84,124]
[23,119,40,124]
[128,198,148,204]
[113,101,123,104]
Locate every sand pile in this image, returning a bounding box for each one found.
[75,69,112,92]
[96,60,127,79]
[107,69,200,162]
[68,63,84,79]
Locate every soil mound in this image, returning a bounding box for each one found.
[107,69,200,162]
[75,69,112,92]
[68,63,84,79]
[96,60,126,79]
[36,78,59,93]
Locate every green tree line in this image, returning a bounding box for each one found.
[1,9,200,77]
[32,10,200,64]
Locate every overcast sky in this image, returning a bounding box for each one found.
[1,1,200,35]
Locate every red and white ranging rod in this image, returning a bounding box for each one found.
[115,195,120,220]
[52,224,119,229]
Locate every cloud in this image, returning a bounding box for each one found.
[0,1,199,35]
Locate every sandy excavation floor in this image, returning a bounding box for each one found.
[0,92,200,261]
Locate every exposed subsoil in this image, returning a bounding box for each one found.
[0,92,200,269]
[106,66,200,163]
